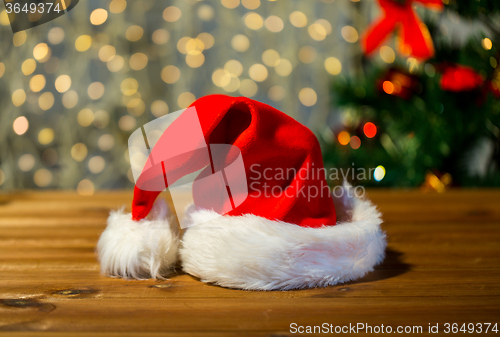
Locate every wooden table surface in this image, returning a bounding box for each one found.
[0,189,499,336]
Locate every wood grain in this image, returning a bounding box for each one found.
[0,189,499,335]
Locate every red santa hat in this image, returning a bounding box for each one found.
[97,95,386,290]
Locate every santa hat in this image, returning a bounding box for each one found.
[97,95,386,290]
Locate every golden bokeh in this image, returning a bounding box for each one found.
[341,26,358,43]
[109,0,127,13]
[0,62,4,78]
[197,4,215,21]
[161,65,181,84]
[99,45,116,62]
[38,92,55,111]
[29,74,46,93]
[231,34,250,52]
[129,53,149,70]
[338,131,350,145]
[77,179,95,196]
[212,68,232,87]
[244,12,263,30]
[98,134,115,151]
[249,63,268,82]
[77,109,94,127]
[118,115,136,131]
[152,29,170,45]
[268,85,286,101]
[88,82,105,100]
[239,79,258,97]
[178,92,196,109]
[22,59,37,76]
[89,156,106,174]
[38,128,54,144]
[34,169,53,187]
[274,59,293,76]
[71,143,88,162]
[62,90,79,109]
[163,6,181,22]
[121,78,139,95]
[90,8,108,25]
[223,77,241,92]
[151,100,169,117]
[224,60,244,77]
[107,55,125,72]
[299,46,317,64]
[380,46,395,63]
[298,87,317,106]
[221,0,240,9]
[262,49,280,67]
[308,23,327,41]
[55,74,71,93]
[289,11,307,28]
[482,38,493,50]
[13,31,27,47]
[197,32,214,49]
[12,89,26,107]
[315,19,332,35]
[48,27,65,44]
[33,43,51,62]
[75,35,92,52]
[13,116,29,135]
[18,154,35,172]
[94,110,110,129]
[0,10,10,26]
[186,53,205,68]
[127,98,146,116]
[242,0,260,9]
[265,15,284,32]
[325,57,342,75]
[186,38,205,55]
[177,37,191,54]
[125,25,144,42]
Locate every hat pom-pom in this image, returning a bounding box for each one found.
[97,198,179,279]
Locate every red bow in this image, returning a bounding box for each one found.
[362,0,443,61]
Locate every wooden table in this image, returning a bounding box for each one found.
[0,190,499,336]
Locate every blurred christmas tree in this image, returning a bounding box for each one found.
[323,0,500,189]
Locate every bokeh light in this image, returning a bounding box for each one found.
[125,25,143,41]
[341,26,358,43]
[12,89,26,107]
[161,65,180,84]
[18,154,35,171]
[34,169,52,187]
[38,128,55,144]
[55,75,71,93]
[71,143,88,162]
[163,6,181,22]
[39,92,55,110]
[338,131,350,145]
[29,74,46,92]
[290,11,307,28]
[363,122,377,138]
[299,88,317,106]
[90,8,108,25]
[350,136,361,149]
[231,34,250,52]
[325,57,342,75]
[77,179,95,196]
[75,35,92,52]
[374,165,386,181]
